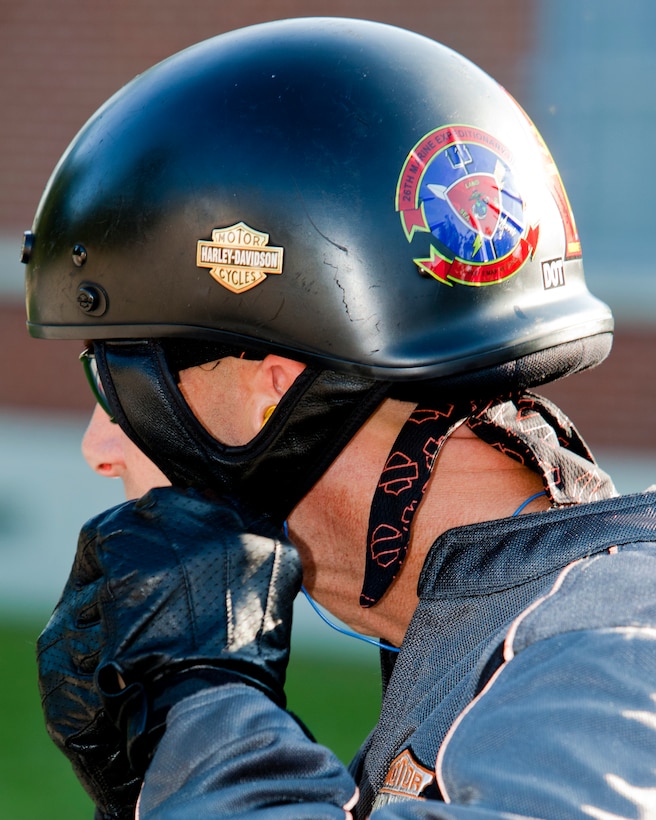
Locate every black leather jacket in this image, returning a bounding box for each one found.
[138,492,656,819]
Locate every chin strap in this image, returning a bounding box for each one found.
[95,340,389,525]
[362,392,617,608]
[361,400,474,607]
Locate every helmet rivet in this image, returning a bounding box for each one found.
[72,244,88,267]
[77,284,107,315]
[20,231,35,264]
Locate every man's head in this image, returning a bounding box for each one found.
[22,17,613,523]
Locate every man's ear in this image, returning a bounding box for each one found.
[254,355,307,428]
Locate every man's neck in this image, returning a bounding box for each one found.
[288,400,550,648]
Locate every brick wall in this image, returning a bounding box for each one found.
[3,1,654,458]
[540,325,656,453]
[1,0,537,233]
[0,300,90,414]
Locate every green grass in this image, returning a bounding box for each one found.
[286,643,382,763]
[0,617,380,818]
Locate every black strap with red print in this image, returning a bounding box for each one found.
[361,392,615,608]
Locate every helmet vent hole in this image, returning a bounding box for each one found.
[72,244,88,266]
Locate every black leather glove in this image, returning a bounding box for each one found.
[36,522,142,820]
[86,486,302,774]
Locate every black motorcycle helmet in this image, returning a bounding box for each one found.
[22,17,613,523]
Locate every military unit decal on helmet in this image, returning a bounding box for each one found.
[396,125,539,287]
[196,222,284,293]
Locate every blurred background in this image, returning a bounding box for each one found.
[1,0,655,816]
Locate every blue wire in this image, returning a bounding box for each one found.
[511,491,547,517]
[283,521,400,653]
[300,585,400,653]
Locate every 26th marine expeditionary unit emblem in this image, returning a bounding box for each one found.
[396,125,540,287]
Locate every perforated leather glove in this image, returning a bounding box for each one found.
[37,530,142,820]
[85,486,302,774]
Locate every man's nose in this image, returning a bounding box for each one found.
[81,404,126,479]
